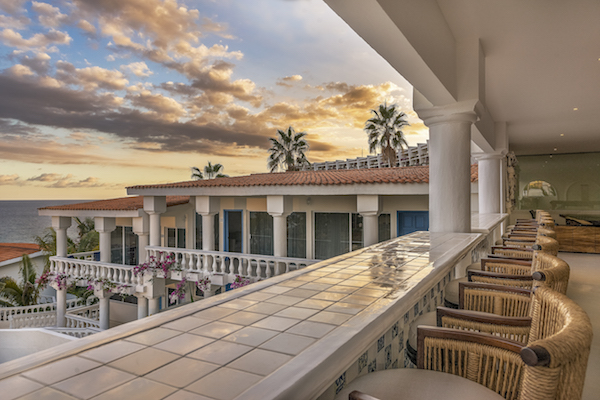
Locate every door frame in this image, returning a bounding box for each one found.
[224,209,243,252]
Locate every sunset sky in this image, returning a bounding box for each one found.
[0,0,428,200]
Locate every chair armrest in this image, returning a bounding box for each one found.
[436,306,532,327]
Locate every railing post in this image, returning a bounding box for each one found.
[56,286,67,328]
[136,294,148,319]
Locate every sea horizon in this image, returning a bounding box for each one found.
[0,199,95,244]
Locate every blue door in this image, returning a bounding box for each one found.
[397,211,429,236]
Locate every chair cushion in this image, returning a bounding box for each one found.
[333,369,504,400]
[444,276,469,306]
[407,310,437,350]
[466,262,480,272]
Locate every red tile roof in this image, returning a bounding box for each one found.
[39,196,190,211]
[128,165,478,190]
[0,243,41,263]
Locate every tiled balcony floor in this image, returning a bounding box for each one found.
[560,252,600,400]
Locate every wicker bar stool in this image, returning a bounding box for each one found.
[416,286,593,400]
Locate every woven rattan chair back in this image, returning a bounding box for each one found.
[460,282,532,317]
[520,287,593,400]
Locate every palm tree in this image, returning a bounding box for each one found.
[191,162,228,180]
[0,254,43,306]
[364,102,410,166]
[268,126,311,172]
[72,217,99,254]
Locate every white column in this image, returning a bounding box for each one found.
[136,294,148,319]
[473,153,504,214]
[95,217,116,263]
[148,297,160,315]
[417,101,479,233]
[56,286,67,327]
[357,195,380,247]
[133,213,149,263]
[144,196,166,247]
[267,195,292,258]
[202,214,215,251]
[99,296,110,330]
[272,215,287,257]
[52,216,72,257]
[196,196,220,251]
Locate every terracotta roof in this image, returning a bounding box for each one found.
[0,243,41,263]
[39,196,190,211]
[128,165,479,190]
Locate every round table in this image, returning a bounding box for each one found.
[333,369,506,400]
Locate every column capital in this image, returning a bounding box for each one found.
[357,195,380,217]
[416,99,481,127]
[143,196,167,214]
[95,216,116,233]
[51,216,72,230]
[267,195,292,217]
[195,196,219,216]
[471,151,507,162]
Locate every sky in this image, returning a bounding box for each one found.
[0,0,428,200]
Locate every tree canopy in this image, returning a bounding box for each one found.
[364,102,410,166]
[268,126,310,172]
[191,161,228,180]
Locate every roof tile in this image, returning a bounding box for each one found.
[0,243,41,263]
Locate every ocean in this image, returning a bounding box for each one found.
[0,200,90,244]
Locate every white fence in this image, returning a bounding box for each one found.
[68,250,100,261]
[306,142,429,171]
[147,247,316,283]
[50,257,141,287]
[45,327,101,338]
[8,303,100,330]
[0,298,82,325]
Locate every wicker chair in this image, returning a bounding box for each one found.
[491,236,559,259]
[468,252,570,293]
[417,287,593,400]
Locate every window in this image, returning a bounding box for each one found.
[166,228,186,249]
[351,213,363,251]
[287,212,306,258]
[195,213,219,251]
[315,213,349,260]
[378,213,391,242]
[250,212,273,256]
[110,226,137,265]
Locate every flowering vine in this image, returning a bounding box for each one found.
[230,275,251,290]
[134,253,182,277]
[169,278,188,304]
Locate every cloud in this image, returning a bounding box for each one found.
[0,0,28,15]
[0,28,71,50]
[77,19,96,35]
[0,118,40,136]
[13,51,52,75]
[0,14,30,30]
[27,172,61,182]
[121,61,153,77]
[31,1,69,28]
[127,91,187,121]
[277,75,303,87]
[56,61,128,90]
[0,174,20,185]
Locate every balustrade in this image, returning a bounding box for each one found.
[49,257,141,287]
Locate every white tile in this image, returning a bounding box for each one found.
[23,356,101,385]
[146,357,219,388]
[154,333,214,355]
[251,316,300,331]
[192,306,237,320]
[0,375,43,400]
[259,332,316,355]
[189,321,244,339]
[220,310,267,325]
[81,341,146,364]
[308,311,352,325]
[125,327,181,346]
[185,368,262,400]
[228,349,292,376]
[187,341,253,365]
[90,377,176,400]
[109,347,179,375]
[52,366,135,400]
[221,326,279,347]
[162,317,212,332]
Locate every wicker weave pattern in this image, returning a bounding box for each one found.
[463,287,531,317]
[481,260,531,275]
[522,287,593,400]
[423,338,523,400]
[441,316,530,344]
[492,248,534,259]
[531,253,570,295]
[470,275,533,289]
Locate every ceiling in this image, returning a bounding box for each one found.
[326,0,600,156]
[438,0,600,155]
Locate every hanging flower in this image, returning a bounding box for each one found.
[169,278,188,304]
[134,253,181,277]
[53,273,71,290]
[196,277,211,296]
[230,275,251,290]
